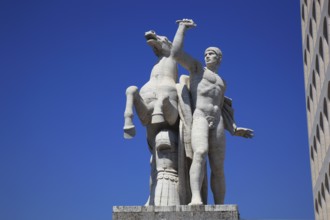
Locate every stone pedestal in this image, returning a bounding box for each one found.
[112,205,239,220]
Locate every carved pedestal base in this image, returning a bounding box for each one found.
[112,205,240,220]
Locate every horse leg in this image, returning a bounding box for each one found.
[150,90,164,124]
[124,86,151,139]
[152,94,178,125]
[163,97,179,126]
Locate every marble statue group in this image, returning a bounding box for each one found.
[123,19,253,206]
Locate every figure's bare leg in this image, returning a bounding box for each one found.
[124,86,151,138]
[189,117,209,205]
[201,163,208,204]
[209,157,225,204]
[209,122,226,204]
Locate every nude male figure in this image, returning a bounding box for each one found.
[172,19,253,205]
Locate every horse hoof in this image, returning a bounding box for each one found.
[151,113,165,124]
[124,125,136,139]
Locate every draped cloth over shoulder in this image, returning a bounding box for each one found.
[222,96,238,135]
[176,80,193,204]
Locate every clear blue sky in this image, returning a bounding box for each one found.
[0,0,313,219]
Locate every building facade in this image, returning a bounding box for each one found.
[301,0,330,219]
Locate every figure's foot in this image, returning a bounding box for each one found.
[188,201,203,206]
[188,197,203,206]
[124,125,136,139]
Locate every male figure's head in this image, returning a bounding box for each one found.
[145,30,172,57]
[204,47,222,70]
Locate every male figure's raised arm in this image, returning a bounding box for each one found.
[171,19,200,73]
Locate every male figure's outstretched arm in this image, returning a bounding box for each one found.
[171,19,201,73]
